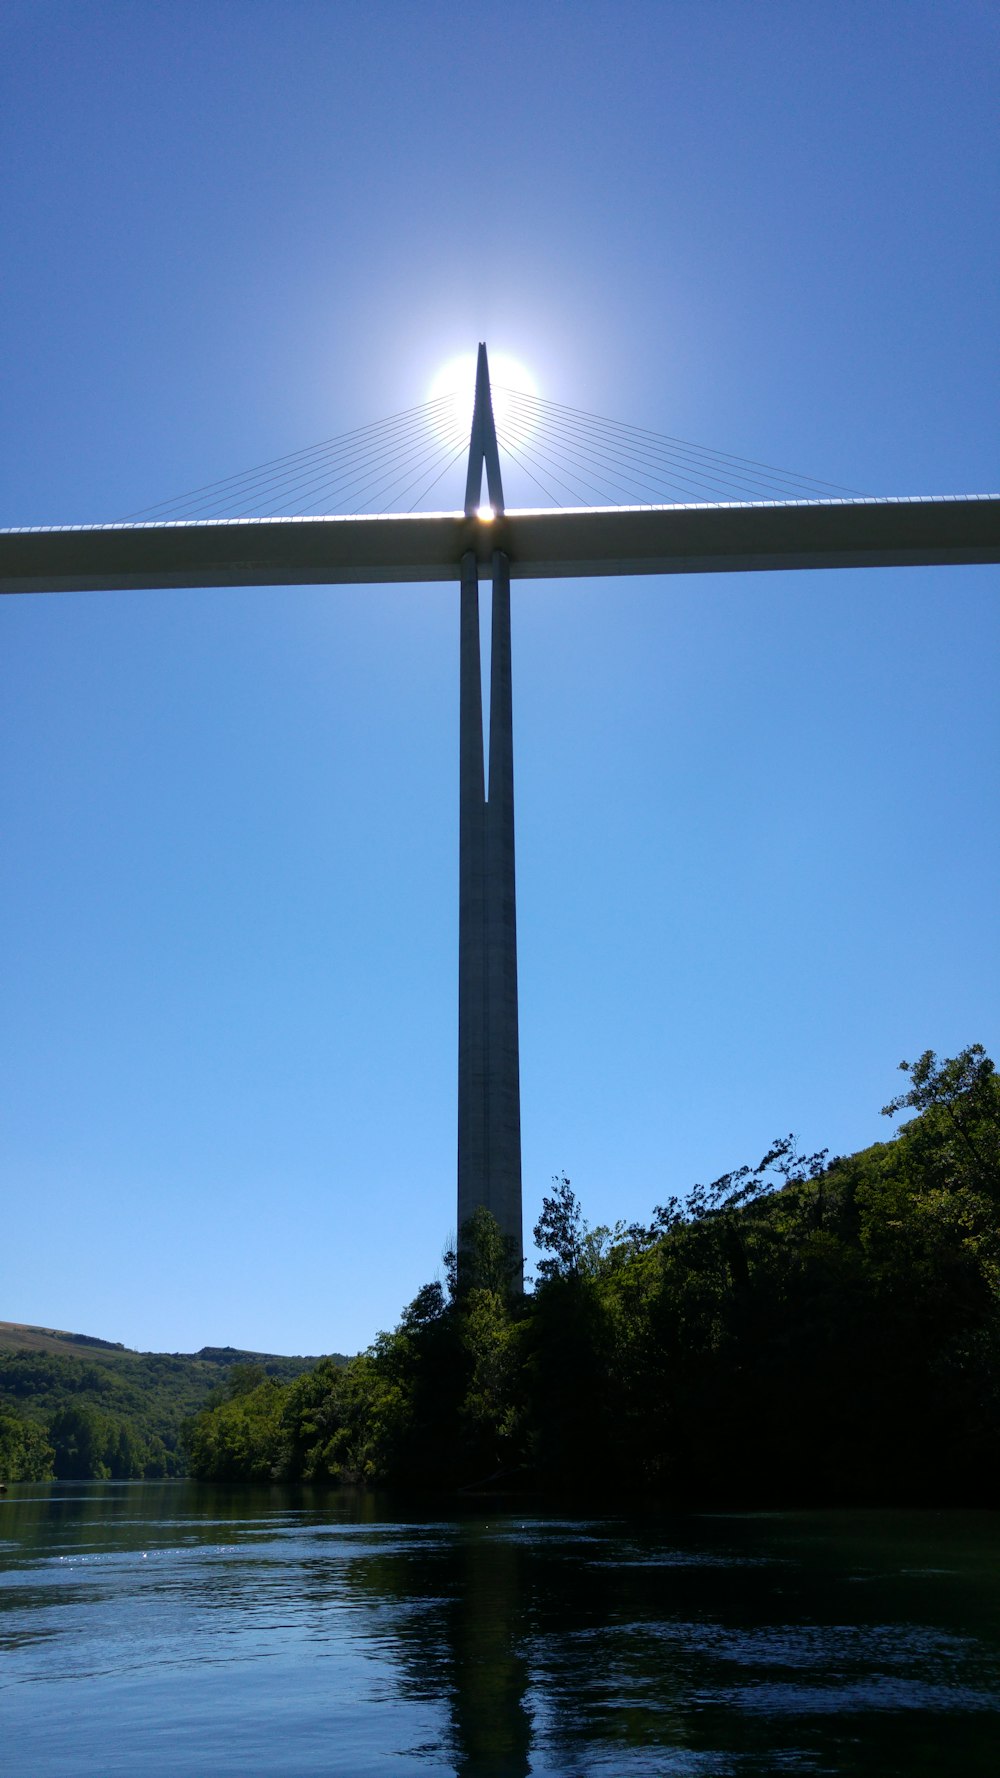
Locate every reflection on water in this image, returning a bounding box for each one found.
[1,1485,999,1776]
[341,1521,534,1776]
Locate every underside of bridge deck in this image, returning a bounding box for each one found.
[2,495,997,595]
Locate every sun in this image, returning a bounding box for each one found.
[428,352,538,454]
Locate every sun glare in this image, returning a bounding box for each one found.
[428,352,538,453]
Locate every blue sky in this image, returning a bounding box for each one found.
[2,1,997,1356]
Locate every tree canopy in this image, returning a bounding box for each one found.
[184,1045,1000,1506]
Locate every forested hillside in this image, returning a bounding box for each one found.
[183,1046,1000,1505]
[0,1327,331,1481]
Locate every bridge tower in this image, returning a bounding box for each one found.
[457,344,522,1277]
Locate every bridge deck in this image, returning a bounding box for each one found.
[1,496,997,593]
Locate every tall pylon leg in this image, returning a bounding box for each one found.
[457,549,523,1283]
[485,549,523,1275]
[458,550,488,1228]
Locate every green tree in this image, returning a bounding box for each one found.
[533,1176,586,1281]
[48,1405,113,1479]
[882,1045,1000,1199]
[185,1378,287,1480]
[0,1404,55,1480]
[458,1204,521,1298]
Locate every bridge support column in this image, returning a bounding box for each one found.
[457,548,523,1281]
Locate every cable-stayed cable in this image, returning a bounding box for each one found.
[494,386,867,504]
[223,416,467,519]
[122,387,870,524]
[497,387,866,495]
[120,396,460,522]
[496,397,810,504]
[501,411,777,504]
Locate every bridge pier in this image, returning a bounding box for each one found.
[457,544,523,1281]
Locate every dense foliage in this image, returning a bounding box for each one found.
[0,1340,326,1481]
[0,1405,55,1482]
[185,1047,1000,1505]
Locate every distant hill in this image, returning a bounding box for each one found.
[0,1321,133,1356]
[0,1320,328,1366]
[0,1320,347,1478]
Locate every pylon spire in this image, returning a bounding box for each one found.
[464,343,505,518]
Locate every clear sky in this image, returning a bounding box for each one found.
[2,1,997,1357]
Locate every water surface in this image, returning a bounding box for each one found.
[2,1484,998,1775]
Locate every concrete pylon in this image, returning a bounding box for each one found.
[457,346,522,1280]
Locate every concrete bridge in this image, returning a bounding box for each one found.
[3,346,997,1280]
[2,491,997,595]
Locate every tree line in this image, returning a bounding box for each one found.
[180,1046,1000,1505]
[0,1343,319,1482]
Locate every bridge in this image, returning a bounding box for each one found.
[1,494,996,594]
[3,345,997,1277]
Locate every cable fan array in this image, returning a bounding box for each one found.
[122,390,863,524]
[492,388,864,506]
[121,395,472,523]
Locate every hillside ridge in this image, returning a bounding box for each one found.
[0,1320,320,1365]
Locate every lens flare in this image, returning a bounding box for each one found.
[428,353,538,453]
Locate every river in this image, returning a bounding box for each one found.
[1,1483,998,1775]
